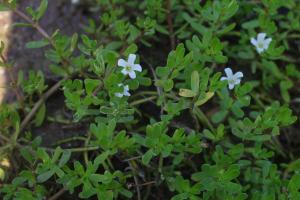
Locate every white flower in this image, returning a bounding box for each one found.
[250,33,272,54]
[221,68,243,90]
[115,84,130,98]
[118,54,142,79]
[71,0,80,4]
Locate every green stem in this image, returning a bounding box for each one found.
[53,136,86,146]
[84,132,92,166]
[51,146,99,153]
[158,156,164,174]
[129,96,157,106]
[193,106,215,132]
[47,116,73,124]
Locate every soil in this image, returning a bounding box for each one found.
[3,0,89,134]
[1,1,90,198]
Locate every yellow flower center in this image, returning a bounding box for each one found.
[258,42,264,49]
[125,66,132,71]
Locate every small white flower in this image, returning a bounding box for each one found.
[250,33,272,54]
[115,84,130,98]
[221,68,243,90]
[71,0,80,4]
[118,54,142,79]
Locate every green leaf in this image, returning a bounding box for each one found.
[0,168,5,181]
[94,151,110,166]
[195,92,214,106]
[222,164,240,181]
[212,110,228,123]
[34,103,46,127]
[280,80,293,103]
[237,83,253,97]
[37,170,55,183]
[203,129,216,140]
[0,4,10,11]
[163,79,174,91]
[124,43,138,56]
[36,0,48,20]
[58,150,71,167]
[142,149,155,165]
[217,23,236,35]
[179,89,196,97]
[49,65,67,76]
[191,71,199,93]
[84,79,101,96]
[70,33,78,52]
[26,40,49,49]
[20,147,34,163]
[156,67,169,78]
[287,159,300,172]
[288,174,300,199]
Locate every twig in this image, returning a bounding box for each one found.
[45,146,99,153]
[53,136,87,146]
[47,187,66,200]
[122,156,142,162]
[19,76,68,134]
[136,181,156,187]
[144,60,165,115]
[84,131,92,166]
[128,161,141,200]
[0,133,10,142]
[13,9,54,46]
[166,0,175,49]
[120,31,144,54]
[193,106,215,132]
[129,96,157,106]
[0,54,24,104]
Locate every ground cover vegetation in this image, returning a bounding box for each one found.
[1,0,300,199]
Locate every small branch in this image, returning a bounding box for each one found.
[120,31,144,54]
[19,76,68,134]
[193,106,215,132]
[166,0,175,49]
[129,96,157,106]
[122,156,142,162]
[135,181,156,187]
[13,9,54,46]
[128,161,141,200]
[47,188,66,200]
[45,146,99,153]
[0,54,24,104]
[53,136,87,146]
[92,80,103,96]
[84,131,92,166]
[143,59,165,115]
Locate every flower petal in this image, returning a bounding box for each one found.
[121,68,128,75]
[250,38,257,46]
[228,83,235,90]
[128,54,136,65]
[128,71,136,79]
[256,47,264,54]
[115,93,123,98]
[220,77,228,81]
[124,91,131,96]
[224,68,233,78]
[133,64,142,72]
[234,78,241,85]
[263,38,272,49]
[118,59,127,67]
[257,32,266,42]
[233,71,243,79]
